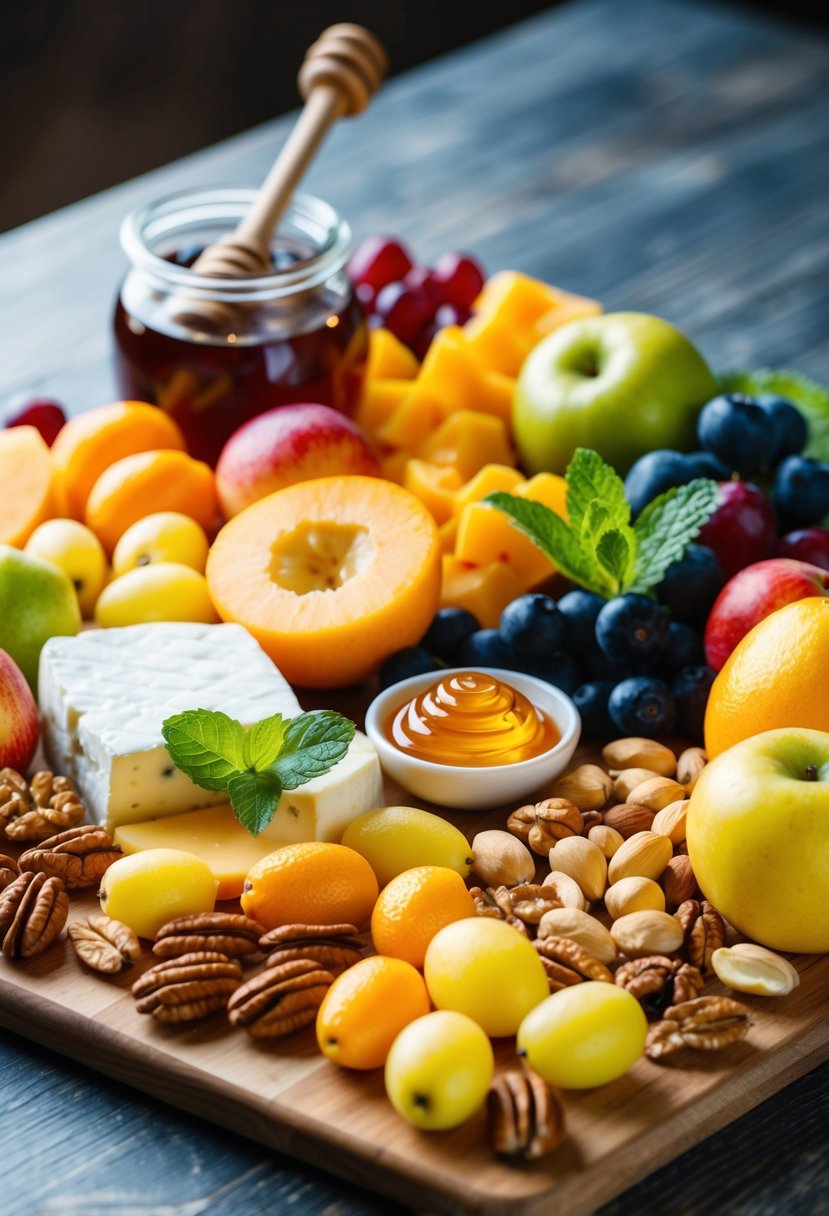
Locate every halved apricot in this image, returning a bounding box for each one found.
[0,427,57,546]
[206,476,441,688]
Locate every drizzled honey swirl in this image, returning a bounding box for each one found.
[385,671,559,767]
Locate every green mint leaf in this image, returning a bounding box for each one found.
[629,478,720,594]
[244,713,288,771]
[596,528,633,590]
[566,447,630,536]
[161,709,248,792]
[485,492,614,596]
[718,368,829,462]
[227,769,283,836]
[271,711,355,791]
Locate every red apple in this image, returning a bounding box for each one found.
[215,403,382,518]
[0,647,39,770]
[704,558,829,671]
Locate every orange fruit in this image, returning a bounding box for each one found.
[315,954,431,1069]
[51,401,186,519]
[206,475,441,687]
[240,842,379,931]
[84,449,218,555]
[704,597,829,757]
[370,866,476,968]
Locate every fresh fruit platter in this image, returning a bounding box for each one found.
[0,231,828,1215]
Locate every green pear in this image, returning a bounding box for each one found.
[0,545,80,694]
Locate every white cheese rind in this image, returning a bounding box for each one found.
[39,623,302,828]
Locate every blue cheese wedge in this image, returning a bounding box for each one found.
[38,623,381,834]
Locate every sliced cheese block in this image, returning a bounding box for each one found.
[38,622,301,829]
[114,806,278,901]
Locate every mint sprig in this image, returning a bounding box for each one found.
[161,708,355,836]
[486,447,719,599]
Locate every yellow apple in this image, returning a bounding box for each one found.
[686,727,829,953]
[25,519,108,618]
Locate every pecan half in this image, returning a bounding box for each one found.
[132,951,243,1022]
[508,798,583,855]
[646,995,751,1060]
[615,954,704,1019]
[0,853,19,890]
[0,768,86,841]
[675,899,725,972]
[487,1068,566,1160]
[18,825,121,889]
[469,887,529,936]
[259,922,364,974]
[69,913,142,974]
[228,957,334,1038]
[534,935,613,991]
[0,870,69,959]
[154,912,265,962]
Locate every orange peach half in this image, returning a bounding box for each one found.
[206,475,441,688]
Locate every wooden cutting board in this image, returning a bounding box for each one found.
[0,800,826,1216]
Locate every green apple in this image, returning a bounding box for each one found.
[686,727,829,953]
[513,312,718,475]
[0,544,81,693]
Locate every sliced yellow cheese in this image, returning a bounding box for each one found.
[115,805,277,901]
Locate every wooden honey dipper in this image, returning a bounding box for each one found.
[174,23,387,329]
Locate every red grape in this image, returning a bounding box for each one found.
[430,252,485,309]
[698,481,776,579]
[774,527,829,572]
[348,237,413,294]
[5,400,66,446]
[375,282,436,349]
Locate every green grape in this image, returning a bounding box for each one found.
[94,562,218,627]
[384,1010,494,1130]
[517,981,647,1088]
[341,805,473,886]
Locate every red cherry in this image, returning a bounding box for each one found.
[698,481,776,579]
[5,400,66,446]
[375,282,436,349]
[430,252,485,309]
[403,265,440,299]
[774,527,829,572]
[434,302,472,329]
[348,237,414,294]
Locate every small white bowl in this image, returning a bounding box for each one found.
[364,667,581,810]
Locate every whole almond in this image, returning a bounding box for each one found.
[611,910,684,958]
[608,831,672,884]
[537,907,617,964]
[711,943,800,997]
[548,836,607,902]
[471,830,536,888]
[627,776,687,812]
[602,804,655,838]
[677,747,708,792]
[602,738,676,777]
[661,854,698,910]
[651,799,689,844]
[604,876,665,920]
[588,824,625,860]
[613,768,661,802]
[549,765,613,812]
[541,870,588,911]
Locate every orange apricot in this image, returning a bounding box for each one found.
[0,427,57,546]
[51,401,186,519]
[85,449,218,555]
[206,475,441,688]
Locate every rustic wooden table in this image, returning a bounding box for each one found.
[0,1,827,1212]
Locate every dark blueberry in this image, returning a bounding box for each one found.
[420,606,480,662]
[608,677,677,737]
[660,620,705,672]
[583,648,630,684]
[672,665,716,742]
[683,450,732,480]
[459,628,517,668]
[757,393,808,463]
[772,455,829,529]
[695,393,776,478]
[572,681,615,741]
[595,594,670,670]
[656,544,725,624]
[624,450,696,517]
[514,652,582,695]
[556,589,605,652]
[498,593,566,659]
[378,646,442,690]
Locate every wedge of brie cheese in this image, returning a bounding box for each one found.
[38,623,382,835]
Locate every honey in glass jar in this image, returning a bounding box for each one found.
[113,189,368,465]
